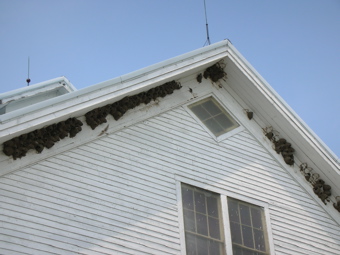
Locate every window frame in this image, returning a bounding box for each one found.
[184,95,244,142]
[176,179,275,255]
[181,183,226,255]
[226,198,270,254]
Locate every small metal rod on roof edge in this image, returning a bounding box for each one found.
[203,0,211,46]
[26,57,31,86]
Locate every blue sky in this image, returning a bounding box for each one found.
[0,0,339,157]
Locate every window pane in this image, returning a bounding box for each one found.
[189,97,239,137]
[240,204,251,226]
[254,229,266,251]
[230,222,242,245]
[185,233,197,255]
[251,207,263,230]
[243,248,256,255]
[196,213,208,236]
[182,187,194,210]
[184,209,196,232]
[215,113,236,130]
[196,236,209,255]
[204,118,224,135]
[242,225,254,249]
[209,216,221,239]
[194,191,207,214]
[191,105,211,120]
[202,100,221,115]
[207,196,218,217]
[228,199,240,223]
[209,240,223,255]
[232,245,244,255]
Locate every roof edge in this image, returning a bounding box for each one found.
[0,76,76,101]
[0,41,230,125]
[227,43,339,169]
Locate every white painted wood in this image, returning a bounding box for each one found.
[175,181,187,255]
[221,195,233,255]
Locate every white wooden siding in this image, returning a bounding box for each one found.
[1,106,340,254]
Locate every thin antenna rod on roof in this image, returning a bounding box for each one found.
[26,57,31,86]
[203,0,211,46]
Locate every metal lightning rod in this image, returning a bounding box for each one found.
[26,57,31,86]
[203,0,211,46]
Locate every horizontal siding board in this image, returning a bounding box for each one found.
[92,134,327,217]
[91,139,332,221]
[0,223,110,255]
[75,145,179,184]
[0,204,178,254]
[0,248,32,255]
[29,162,177,210]
[109,129,324,211]
[0,177,180,242]
[272,239,320,255]
[230,131,264,147]
[220,135,274,161]
[0,227,152,255]
[162,112,207,134]
[271,226,338,255]
[112,132,297,197]
[0,193,180,254]
[145,114,288,173]
[38,158,177,202]
[271,218,340,251]
[121,123,282,177]
[1,220,175,255]
[64,149,176,197]
[0,210,107,244]
[0,228,73,255]
[131,117,316,195]
[125,124,296,187]
[0,174,178,229]
[52,150,176,193]
[156,108,273,156]
[270,206,340,236]
[222,133,273,158]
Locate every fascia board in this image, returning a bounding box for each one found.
[61,76,77,92]
[0,77,76,103]
[1,83,65,105]
[0,41,230,141]
[227,43,339,170]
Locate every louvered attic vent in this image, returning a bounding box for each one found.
[189,97,239,137]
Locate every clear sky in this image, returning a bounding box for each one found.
[0,0,339,158]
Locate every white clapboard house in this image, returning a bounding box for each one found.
[1,40,339,255]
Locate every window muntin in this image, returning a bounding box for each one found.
[188,97,239,137]
[228,198,269,255]
[181,184,225,255]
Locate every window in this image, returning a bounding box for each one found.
[181,184,225,255]
[181,184,270,255]
[188,97,239,137]
[228,198,269,255]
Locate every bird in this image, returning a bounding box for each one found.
[98,124,109,136]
